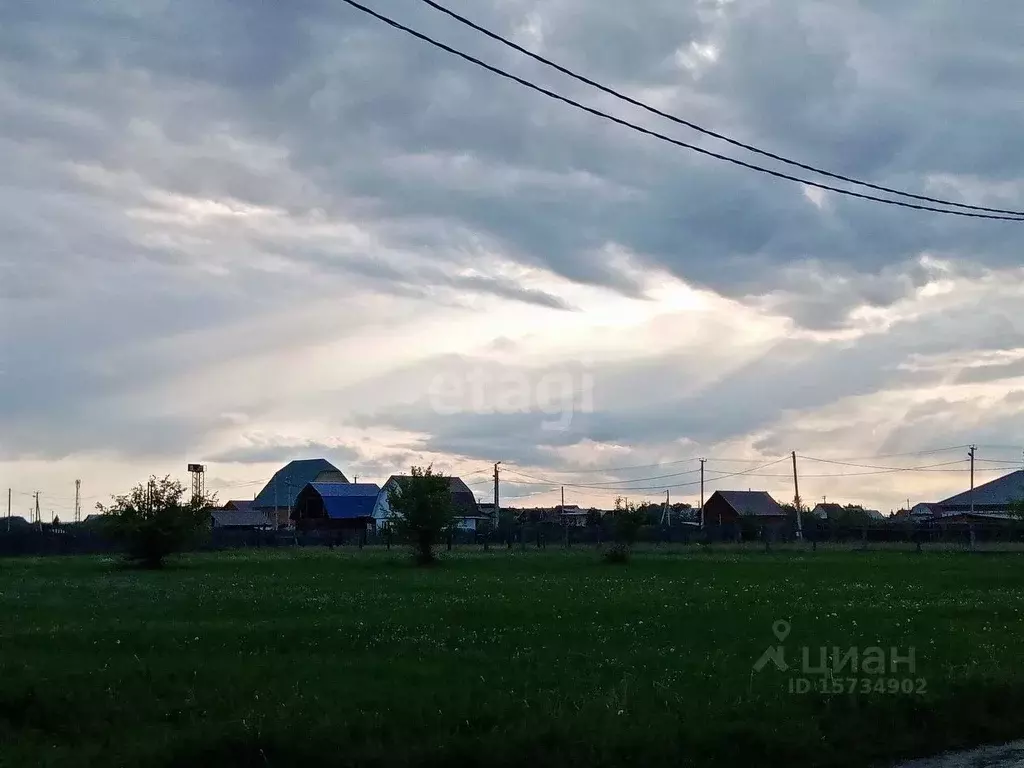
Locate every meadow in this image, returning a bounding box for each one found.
[2,547,1024,767]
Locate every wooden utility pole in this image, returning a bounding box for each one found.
[969,445,976,516]
[699,458,706,529]
[493,462,501,542]
[792,451,803,540]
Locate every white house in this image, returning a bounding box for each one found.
[372,475,488,532]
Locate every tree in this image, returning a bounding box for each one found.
[387,466,456,565]
[97,475,215,568]
[604,497,648,563]
[1009,499,1024,520]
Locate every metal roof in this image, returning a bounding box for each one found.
[938,470,1024,507]
[383,475,479,515]
[253,459,348,510]
[712,490,786,517]
[307,483,381,520]
[211,510,273,528]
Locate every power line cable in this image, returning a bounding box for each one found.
[339,0,1024,222]
[502,456,790,492]
[416,0,1024,218]
[797,457,967,471]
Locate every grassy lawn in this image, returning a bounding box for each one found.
[2,548,1024,767]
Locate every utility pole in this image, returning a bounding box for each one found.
[493,462,501,531]
[699,458,706,530]
[33,492,41,528]
[74,480,81,524]
[792,451,803,540]
[6,488,10,533]
[969,445,976,516]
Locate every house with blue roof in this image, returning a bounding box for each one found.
[253,459,349,528]
[293,482,382,530]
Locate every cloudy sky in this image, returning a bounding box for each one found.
[2,0,1024,520]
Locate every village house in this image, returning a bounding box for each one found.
[702,490,789,526]
[913,470,1024,522]
[252,459,350,528]
[292,483,382,531]
[372,475,487,531]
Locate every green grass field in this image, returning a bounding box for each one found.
[2,548,1024,767]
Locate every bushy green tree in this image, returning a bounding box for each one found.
[388,466,456,565]
[97,475,215,568]
[604,497,647,563]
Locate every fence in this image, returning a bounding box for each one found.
[1,519,1022,558]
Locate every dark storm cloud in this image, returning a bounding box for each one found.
[3,0,1024,470]
[6,0,1023,317]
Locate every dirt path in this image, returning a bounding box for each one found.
[897,741,1024,768]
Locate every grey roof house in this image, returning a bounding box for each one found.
[703,490,788,525]
[914,470,1024,519]
[372,475,487,531]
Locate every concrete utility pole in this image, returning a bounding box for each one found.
[74,480,81,524]
[792,451,803,540]
[969,445,976,516]
[699,458,706,530]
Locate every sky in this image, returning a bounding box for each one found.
[2,0,1024,520]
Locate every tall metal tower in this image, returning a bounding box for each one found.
[188,464,206,505]
[74,480,81,523]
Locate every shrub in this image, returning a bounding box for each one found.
[387,466,456,566]
[603,497,647,564]
[97,475,215,569]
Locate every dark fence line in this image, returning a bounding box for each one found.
[2,519,1023,558]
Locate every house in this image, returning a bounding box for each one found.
[812,503,886,522]
[934,470,1024,517]
[373,475,487,531]
[293,483,381,530]
[703,490,788,526]
[912,470,1024,521]
[211,508,274,530]
[252,459,350,528]
[909,503,942,520]
[812,503,845,519]
[224,500,256,513]
[558,505,591,528]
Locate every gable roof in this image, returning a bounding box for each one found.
[938,470,1024,507]
[309,483,381,519]
[712,490,786,518]
[253,459,348,510]
[813,502,845,517]
[383,475,479,516]
[224,500,255,513]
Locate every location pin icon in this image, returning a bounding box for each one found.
[773,620,791,642]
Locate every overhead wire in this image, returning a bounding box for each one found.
[338,0,1024,222]
[415,0,1024,218]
